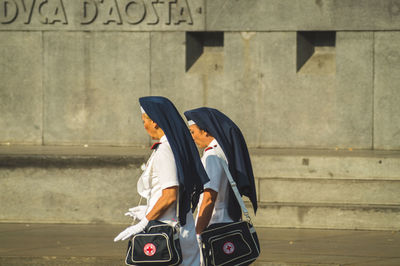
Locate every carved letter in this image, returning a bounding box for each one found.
[167,0,192,25]
[38,0,47,23]
[38,0,68,24]
[100,0,122,25]
[123,0,146,25]
[81,0,97,24]
[20,0,36,24]
[48,0,67,24]
[0,0,18,24]
[146,0,160,25]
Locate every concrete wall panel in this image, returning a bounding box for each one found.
[0,2,398,151]
[206,0,400,31]
[0,0,205,31]
[206,32,373,149]
[0,32,43,145]
[0,166,143,224]
[150,32,207,114]
[374,32,400,150]
[43,32,150,146]
[334,32,374,148]
[251,204,400,230]
[259,178,400,205]
[251,149,400,180]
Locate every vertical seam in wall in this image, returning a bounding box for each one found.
[371,31,375,150]
[204,0,207,31]
[149,32,152,96]
[41,31,45,146]
[149,32,152,147]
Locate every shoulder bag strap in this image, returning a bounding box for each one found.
[221,162,252,223]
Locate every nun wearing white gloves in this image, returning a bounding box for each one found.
[114,96,209,266]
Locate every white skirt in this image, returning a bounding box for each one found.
[179,212,200,266]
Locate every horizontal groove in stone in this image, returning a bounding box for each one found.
[0,155,146,168]
[257,177,400,182]
[253,202,400,210]
[249,148,400,158]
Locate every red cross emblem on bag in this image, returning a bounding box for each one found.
[222,241,235,254]
[143,243,156,256]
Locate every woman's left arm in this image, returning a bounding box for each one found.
[114,143,179,242]
[114,186,178,242]
[145,186,178,221]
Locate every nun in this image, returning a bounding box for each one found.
[114,96,209,266]
[184,107,258,242]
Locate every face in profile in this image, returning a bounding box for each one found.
[142,114,160,140]
[189,124,210,148]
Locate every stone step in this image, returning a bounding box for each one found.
[249,149,400,230]
[1,146,399,230]
[251,148,400,180]
[249,203,400,231]
[258,177,400,205]
[0,146,149,225]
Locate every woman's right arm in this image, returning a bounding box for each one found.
[145,186,178,221]
[147,143,180,220]
[195,155,223,234]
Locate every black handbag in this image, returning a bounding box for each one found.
[125,220,182,265]
[200,163,260,266]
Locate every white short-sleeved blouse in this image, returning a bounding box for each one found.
[137,135,200,265]
[197,139,233,225]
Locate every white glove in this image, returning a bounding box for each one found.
[197,234,205,266]
[125,205,147,221]
[196,234,203,249]
[114,218,149,242]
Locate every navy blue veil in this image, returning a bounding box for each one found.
[139,97,209,225]
[184,107,258,220]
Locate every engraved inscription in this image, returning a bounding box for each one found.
[1,0,195,26]
[80,0,193,25]
[0,0,68,24]
[166,0,192,25]
[21,0,35,24]
[38,0,68,24]
[0,0,18,24]
[81,0,98,24]
[124,0,146,25]
[100,0,122,25]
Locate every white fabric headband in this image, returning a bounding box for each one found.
[188,120,196,126]
[140,106,146,114]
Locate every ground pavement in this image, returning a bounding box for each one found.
[1,223,399,265]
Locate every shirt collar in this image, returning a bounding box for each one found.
[205,139,218,151]
[160,135,168,143]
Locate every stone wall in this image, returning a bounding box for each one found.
[1,0,400,150]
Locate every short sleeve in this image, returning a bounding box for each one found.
[153,144,179,190]
[204,155,225,192]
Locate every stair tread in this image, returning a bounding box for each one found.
[254,202,400,209]
[1,145,399,158]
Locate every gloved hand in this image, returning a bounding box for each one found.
[125,205,147,221]
[196,234,203,249]
[197,234,205,266]
[114,218,149,242]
